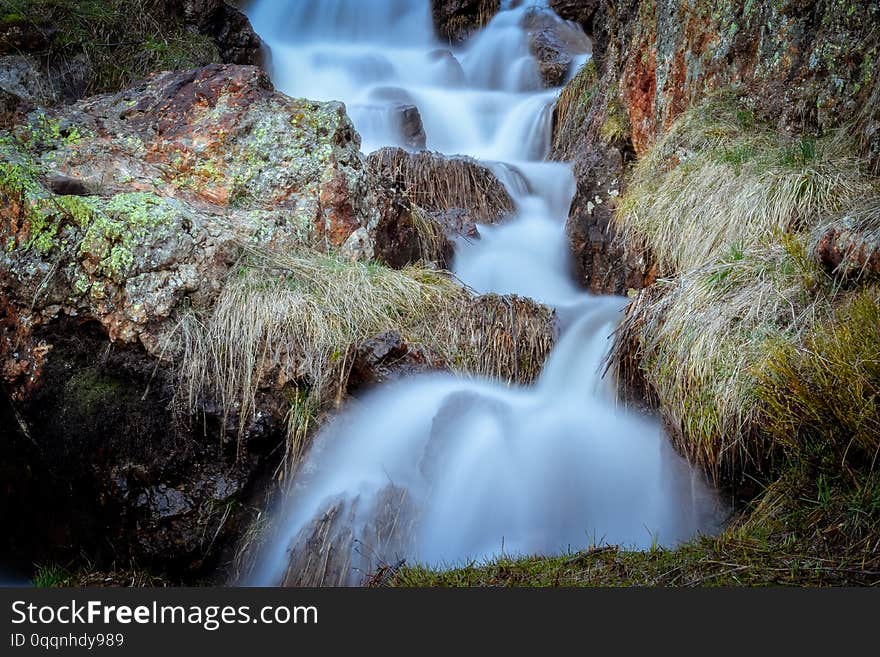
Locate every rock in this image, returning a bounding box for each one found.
[208,3,266,66]
[431,0,500,45]
[0,64,382,572]
[396,103,427,151]
[814,217,880,281]
[0,55,54,126]
[1,64,378,357]
[548,0,600,33]
[166,0,264,66]
[429,208,481,240]
[427,49,467,86]
[521,7,591,88]
[371,185,426,268]
[368,147,514,268]
[347,330,445,393]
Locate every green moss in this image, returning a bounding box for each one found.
[64,368,126,416]
[76,192,180,280]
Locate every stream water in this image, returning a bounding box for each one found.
[246,0,721,585]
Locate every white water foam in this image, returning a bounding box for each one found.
[247,0,722,585]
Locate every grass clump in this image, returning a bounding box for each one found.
[613,90,880,479]
[31,563,71,587]
[757,285,880,464]
[175,248,555,470]
[615,238,833,477]
[0,0,218,95]
[392,473,880,586]
[552,59,597,143]
[368,147,514,223]
[617,91,878,275]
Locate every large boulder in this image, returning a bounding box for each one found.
[0,64,380,572]
[2,64,378,361]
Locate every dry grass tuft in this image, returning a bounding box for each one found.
[614,238,833,478]
[552,59,598,149]
[613,92,880,481]
[368,147,514,222]
[617,92,879,275]
[175,248,555,470]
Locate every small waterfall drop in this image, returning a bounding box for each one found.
[247,0,722,585]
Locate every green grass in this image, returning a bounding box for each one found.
[0,0,219,94]
[617,90,878,275]
[31,563,71,587]
[394,466,880,587]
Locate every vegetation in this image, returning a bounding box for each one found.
[397,89,880,587]
[368,147,514,222]
[0,0,218,95]
[552,58,597,151]
[31,562,172,587]
[616,92,877,275]
[175,249,556,472]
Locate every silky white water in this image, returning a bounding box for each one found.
[247,0,721,584]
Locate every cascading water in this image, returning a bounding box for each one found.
[247,0,722,585]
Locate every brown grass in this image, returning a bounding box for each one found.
[368,147,514,222]
[174,248,555,473]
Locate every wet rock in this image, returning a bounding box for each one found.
[429,208,481,240]
[427,49,467,86]
[396,103,427,151]
[521,7,591,88]
[347,330,445,393]
[431,0,500,45]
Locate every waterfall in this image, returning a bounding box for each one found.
[246,0,722,585]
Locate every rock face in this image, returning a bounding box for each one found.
[521,7,591,88]
[431,0,500,44]
[551,0,880,293]
[0,64,381,572]
[0,56,55,127]
[175,1,265,66]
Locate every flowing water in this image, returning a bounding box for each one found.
[247,0,722,585]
